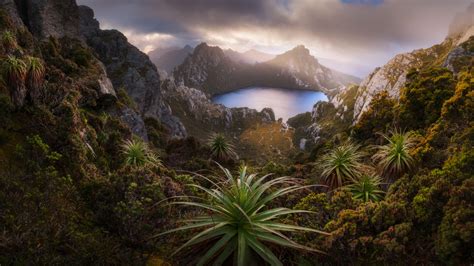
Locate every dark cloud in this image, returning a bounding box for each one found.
[77,0,473,76]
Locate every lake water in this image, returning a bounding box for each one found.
[212,87,328,121]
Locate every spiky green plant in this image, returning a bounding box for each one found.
[120,138,162,167]
[208,133,236,160]
[1,30,17,51]
[156,166,329,266]
[318,142,364,189]
[2,55,27,106]
[346,174,385,202]
[372,130,416,178]
[26,56,45,90]
[3,55,27,87]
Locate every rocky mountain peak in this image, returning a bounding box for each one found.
[290,45,310,55]
[192,42,227,64]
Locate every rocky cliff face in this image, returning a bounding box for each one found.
[173,43,243,95]
[352,4,473,122]
[2,0,186,139]
[162,79,275,140]
[174,43,360,95]
[78,5,186,138]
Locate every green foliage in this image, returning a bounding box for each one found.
[120,138,162,168]
[71,46,93,68]
[1,30,17,51]
[318,142,365,189]
[26,56,46,90]
[158,166,328,265]
[346,174,385,202]
[2,55,27,89]
[372,129,417,179]
[399,67,455,129]
[208,133,237,160]
[353,90,397,141]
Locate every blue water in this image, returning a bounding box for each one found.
[212,87,327,121]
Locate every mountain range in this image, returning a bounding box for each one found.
[173,43,361,95]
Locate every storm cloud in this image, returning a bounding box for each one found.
[77,0,473,76]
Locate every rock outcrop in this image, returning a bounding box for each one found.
[162,79,275,140]
[78,5,186,138]
[352,4,473,122]
[2,0,187,139]
[17,0,83,40]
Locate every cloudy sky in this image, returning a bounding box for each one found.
[77,0,473,77]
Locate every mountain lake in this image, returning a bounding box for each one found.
[212,87,328,121]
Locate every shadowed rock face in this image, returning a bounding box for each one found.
[3,0,187,138]
[78,5,186,138]
[11,0,82,40]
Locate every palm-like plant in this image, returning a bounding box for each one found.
[2,56,27,107]
[2,30,17,52]
[156,166,329,266]
[26,56,46,90]
[372,130,416,179]
[346,174,385,202]
[120,138,162,167]
[318,142,364,189]
[208,133,237,160]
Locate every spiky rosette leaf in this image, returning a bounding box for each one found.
[1,30,17,51]
[26,56,45,90]
[155,166,329,265]
[318,142,365,189]
[208,133,237,160]
[2,55,27,107]
[346,174,385,202]
[120,138,162,168]
[372,129,417,179]
[3,55,27,87]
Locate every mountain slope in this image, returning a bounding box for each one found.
[224,48,275,64]
[174,43,361,95]
[352,4,474,121]
[149,45,193,73]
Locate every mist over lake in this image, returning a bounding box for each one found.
[212,87,327,121]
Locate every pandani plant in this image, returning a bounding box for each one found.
[1,30,17,52]
[2,55,27,107]
[26,56,46,91]
[208,133,237,160]
[346,174,385,202]
[120,138,162,168]
[372,129,417,179]
[154,165,329,266]
[318,142,365,189]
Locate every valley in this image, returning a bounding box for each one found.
[0,0,473,265]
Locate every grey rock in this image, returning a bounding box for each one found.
[78,5,186,138]
[20,0,83,40]
[116,107,149,141]
[97,62,117,101]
